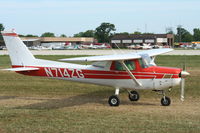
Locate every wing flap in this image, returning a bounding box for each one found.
[3,67,40,72]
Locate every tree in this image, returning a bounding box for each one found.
[84,30,95,37]
[167,30,174,34]
[182,33,193,42]
[95,22,116,43]
[19,34,25,37]
[60,34,67,37]
[193,28,200,41]
[115,32,129,35]
[74,30,94,37]
[143,32,154,34]
[0,23,4,31]
[19,34,38,37]
[26,34,38,37]
[166,27,174,34]
[0,23,5,43]
[133,31,141,34]
[41,32,55,37]
[74,32,83,37]
[175,26,193,42]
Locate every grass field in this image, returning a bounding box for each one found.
[0,55,200,133]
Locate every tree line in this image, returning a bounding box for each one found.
[73,24,200,43]
[1,23,200,43]
[174,26,200,42]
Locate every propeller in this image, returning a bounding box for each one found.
[180,75,185,101]
[180,59,190,101]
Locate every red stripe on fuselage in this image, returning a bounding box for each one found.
[12,65,181,79]
[2,33,18,37]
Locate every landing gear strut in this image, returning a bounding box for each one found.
[108,88,120,106]
[153,90,171,106]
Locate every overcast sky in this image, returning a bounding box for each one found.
[0,0,199,36]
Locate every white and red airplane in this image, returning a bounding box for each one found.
[1,30,190,106]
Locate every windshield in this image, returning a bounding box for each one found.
[139,54,155,68]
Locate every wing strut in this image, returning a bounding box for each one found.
[120,61,142,86]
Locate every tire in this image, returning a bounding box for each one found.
[128,90,140,101]
[108,95,120,106]
[161,96,171,106]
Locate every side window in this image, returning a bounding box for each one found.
[114,60,135,71]
[124,60,135,70]
[115,61,124,71]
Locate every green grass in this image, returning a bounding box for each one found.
[0,55,200,133]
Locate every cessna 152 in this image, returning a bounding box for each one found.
[1,30,190,106]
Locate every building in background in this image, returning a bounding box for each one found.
[20,37,95,47]
[111,34,174,48]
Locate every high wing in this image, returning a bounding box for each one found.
[137,48,173,57]
[2,67,39,72]
[60,53,141,62]
[60,48,173,62]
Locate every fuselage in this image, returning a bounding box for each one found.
[13,58,182,90]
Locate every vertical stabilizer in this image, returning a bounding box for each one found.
[1,30,36,66]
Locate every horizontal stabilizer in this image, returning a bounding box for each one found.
[2,67,39,72]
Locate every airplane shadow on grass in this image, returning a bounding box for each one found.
[0,96,17,100]
[14,90,156,110]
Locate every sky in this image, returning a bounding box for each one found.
[0,0,200,36]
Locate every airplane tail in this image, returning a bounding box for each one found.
[1,30,36,66]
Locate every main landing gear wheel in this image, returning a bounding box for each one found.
[161,96,171,106]
[128,90,140,101]
[108,95,120,106]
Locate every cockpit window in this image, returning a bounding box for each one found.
[124,60,135,70]
[139,59,146,68]
[115,61,124,71]
[139,55,156,68]
[115,60,135,71]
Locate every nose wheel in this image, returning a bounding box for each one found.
[161,96,171,106]
[153,90,171,106]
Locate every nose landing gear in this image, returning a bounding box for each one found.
[153,90,171,106]
[161,96,171,106]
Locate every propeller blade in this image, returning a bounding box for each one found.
[180,55,187,102]
[183,62,186,71]
[180,78,185,101]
